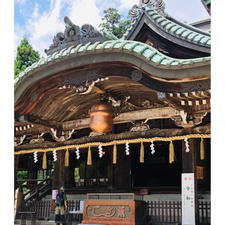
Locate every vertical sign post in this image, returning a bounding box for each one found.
[182,173,195,225]
[52,189,58,200]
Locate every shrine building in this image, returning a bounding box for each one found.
[14,0,211,224]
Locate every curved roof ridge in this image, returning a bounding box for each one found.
[142,5,210,46]
[166,14,210,36]
[122,6,144,40]
[123,4,210,48]
[14,40,211,86]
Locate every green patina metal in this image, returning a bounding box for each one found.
[14,40,210,85]
[204,0,211,6]
[122,5,210,47]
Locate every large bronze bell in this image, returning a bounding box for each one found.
[89,102,113,133]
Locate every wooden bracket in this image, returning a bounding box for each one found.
[14,135,26,147]
[171,111,208,128]
[50,128,75,142]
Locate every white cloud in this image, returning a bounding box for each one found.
[16,0,104,56]
[31,4,39,19]
[25,0,65,55]
[15,0,26,5]
[67,0,102,28]
[119,0,139,11]
[15,0,139,56]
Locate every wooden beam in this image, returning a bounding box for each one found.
[15,124,210,151]
[15,106,210,137]
[16,107,181,134]
[62,106,181,130]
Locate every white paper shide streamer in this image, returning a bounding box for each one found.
[150,141,155,154]
[184,138,190,152]
[125,142,130,155]
[76,147,80,159]
[33,151,38,163]
[98,145,103,158]
[53,150,57,162]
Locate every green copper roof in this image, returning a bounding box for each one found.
[14,40,210,85]
[203,0,211,5]
[123,5,211,47]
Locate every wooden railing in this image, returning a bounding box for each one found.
[147,200,181,224]
[23,178,52,204]
[26,199,83,221]
[27,200,52,220]
[21,199,210,224]
[198,200,211,224]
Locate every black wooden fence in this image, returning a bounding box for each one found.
[21,199,210,224]
[25,199,83,222]
[147,200,181,224]
[198,200,211,224]
[146,200,210,225]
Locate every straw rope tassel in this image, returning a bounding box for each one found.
[42,152,47,169]
[87,146,92,165]
[200,138,205,160]
[65,149,69,167]
[14,134,211,155]
[113,144,117,164]
[140,142,144,163]
[169,141,175,164]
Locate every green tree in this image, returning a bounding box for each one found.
[99,8,131,38]
[14,37,40,79]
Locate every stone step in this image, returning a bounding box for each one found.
[15,219,80,225]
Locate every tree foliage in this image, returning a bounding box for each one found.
[99,8,131,38]
[14,37,40,79]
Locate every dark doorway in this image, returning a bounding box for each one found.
[131,141,182,189]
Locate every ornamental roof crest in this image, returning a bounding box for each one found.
[140,0,165,15]
[45,16,108,55]
[130,0,165,23]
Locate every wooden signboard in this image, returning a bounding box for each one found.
[196,166,204,180]
[82,200,146,225]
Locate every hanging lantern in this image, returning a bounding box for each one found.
[89,102,113,133]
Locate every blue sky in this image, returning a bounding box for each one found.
[14,0,210,56]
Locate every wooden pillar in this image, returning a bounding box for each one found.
[114,145,131,189]
[52,151,65,189]
[27,155,38,189]
[14,155,19,190]
[107,146,113,190]
[182,138,199,224]
[52,150,74,190]
[64,151,74,188]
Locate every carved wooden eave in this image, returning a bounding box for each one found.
[15,47,210,104]
[14,73,210,123]
[14,42,210,123]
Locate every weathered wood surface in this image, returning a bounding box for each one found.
[15,63,210,123]
[15,107,181,135]
[15,124,210,151]
[62,106,181,130]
